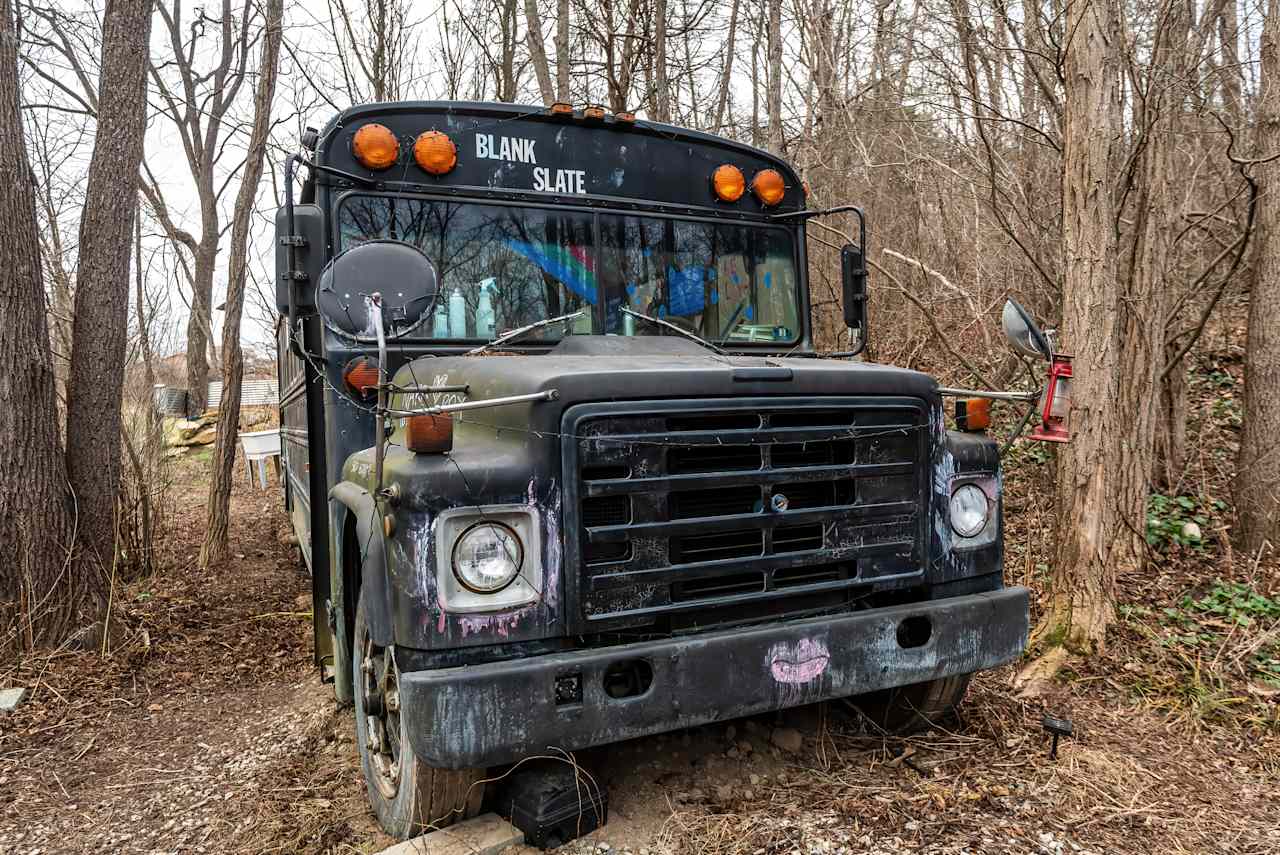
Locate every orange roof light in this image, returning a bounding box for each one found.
[584,104,606,120]
[352,123,399,170]
[549,102,574,116]
[614,110,636,123]
[752,168,787,206]
[712,164,745,203]
[414,130,457,175]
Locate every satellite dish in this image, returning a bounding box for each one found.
[316,240,439,340]
[1002,299,1052,362]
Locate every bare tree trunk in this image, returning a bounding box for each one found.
[766,0,783,152]
[525,0,555,103]
[1236,0,1280,554]
[711,0,739,131]
[185,248,216,414]
[751,6,761,146]
[497,0,520,101]
[555,0,570,101]
[0,0,73,651]
[1156,343,1188,488]
[1217,0,1245,121]
[1117,0,1190,532]
[202,0,285,568]
[1020,0,1123,684]
[135,199,158,436]
[62,0,154,640]
[654,0,670,121]
[1150,0,1194,489]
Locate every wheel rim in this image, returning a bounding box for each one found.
[359,624,403,800]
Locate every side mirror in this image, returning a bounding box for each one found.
[841,244,868,347]
[1002,299,1052,361]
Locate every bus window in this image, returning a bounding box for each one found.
[337,195,596,340]
[599,214,799,344]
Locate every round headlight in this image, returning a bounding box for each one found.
[949,484,990,538]
[452,522,523,593]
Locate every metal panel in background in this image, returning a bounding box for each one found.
[206,379,279,410]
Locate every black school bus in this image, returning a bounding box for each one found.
[275,101,1030,838]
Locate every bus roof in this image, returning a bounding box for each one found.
[313,101,806,217]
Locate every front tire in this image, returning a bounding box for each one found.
[851,673,971,734]
[352,591,484,838]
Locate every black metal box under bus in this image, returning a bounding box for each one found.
[496,762,609,850]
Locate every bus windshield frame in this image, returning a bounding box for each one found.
[332,191,806,348]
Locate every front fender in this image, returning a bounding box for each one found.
[330,480,394,647]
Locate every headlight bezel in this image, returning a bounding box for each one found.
[434,505,542,613]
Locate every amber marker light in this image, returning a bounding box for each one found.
[584,104,606,120]
[343,356,380,397]
[406,413,454,454]
[955,397,992,432]
[614,110,636,123]
[414,130,458,175]
[752,168,787,206]
[352,123,399,170]
[549,102,574,116]
[712,164,746,202]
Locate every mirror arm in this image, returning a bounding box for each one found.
[781,205,869,356]
[368,293,389,498]
[281,152,327,364]
[937,386,1041,402]
[283,153,303,359]
[299,157,380,188]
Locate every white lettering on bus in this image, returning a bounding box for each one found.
[475,134,537,164]
[533,167,586,195]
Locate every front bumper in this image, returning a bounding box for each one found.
[401,587,1029,768]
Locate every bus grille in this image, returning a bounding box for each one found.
[561,398,931,630]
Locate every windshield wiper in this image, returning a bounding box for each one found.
[621,307,726,355]
[714,299,747,348]
[466,310,585,355]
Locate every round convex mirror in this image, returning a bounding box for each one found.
[1001,299,1052,361]
[315,240,439,341]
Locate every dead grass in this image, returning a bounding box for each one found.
[653,672,1279,854]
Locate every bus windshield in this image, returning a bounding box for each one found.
[337,195,801,345]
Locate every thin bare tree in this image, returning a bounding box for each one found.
[202,0,285,567]
[525,0,556,103]
[143,0,255,417]
[1236,0,1280,554]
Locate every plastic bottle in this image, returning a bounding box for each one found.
[476,278,496,339]
[448,287,467,338]
[433,299,449,338]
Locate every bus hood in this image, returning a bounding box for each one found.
[391,335,941,413]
